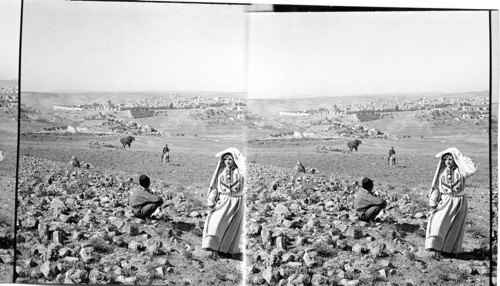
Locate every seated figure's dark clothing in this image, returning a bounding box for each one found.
[354,189,387,222]
[129,186,163,219]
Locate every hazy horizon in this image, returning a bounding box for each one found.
[247,90,490,100]
[17,87,492,103]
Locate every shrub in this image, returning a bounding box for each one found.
[405,251,416,261]
[150,270,164,280]
[182,249,193,259]
[313,241,336,257]
[89,237,114,254]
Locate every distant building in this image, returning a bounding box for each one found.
[279,111,310,117]
[53,105,84,111]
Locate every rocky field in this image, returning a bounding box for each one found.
[13,93,495,286]
[0,134,17,282]
[245,163,491,286]
[244,136,492,286]
[15,155,242,285]
[0,171,15,283]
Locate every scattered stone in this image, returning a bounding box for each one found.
[0,253,12,264]
[311,274,328,286]
[128,240,144,251]
[79,247,93,263]
[89,270,106,284]
[117,275,137,284]
[248,223,262,236]
[23,217,38,229]
[276,235,288,250]
[378,269,387,277]
[414,212,425,219]
[262,267,277,284]
[347,227,363,239]
[50,198,66,211]
[122,222,139,236]
[40,261,52,279]
[458,263,473,274]
[155,266,164,276]
[303,251,318,267]
[296,236,307,246]
[352,243,366,254]
[261,228,272,245]
[274,203,291,217]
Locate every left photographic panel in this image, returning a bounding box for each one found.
[0,0,21,283]
[16,1,246,284]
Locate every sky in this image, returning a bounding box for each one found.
[247,11,491,99]
[22,1,246,92]
[0,0,21,80]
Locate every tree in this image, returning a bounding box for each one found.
[395,104,399,111]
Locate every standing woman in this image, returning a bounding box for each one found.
[426,147,477,257]
[202,147,245,257]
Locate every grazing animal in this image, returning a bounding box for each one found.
[120,136,135,148]
[388,154,396,165]
[347,139,362,152]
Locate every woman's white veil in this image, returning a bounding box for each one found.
[429,147,477,197]
[209,147,246,191]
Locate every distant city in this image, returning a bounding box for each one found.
[53,95,246,112]
[280,96,489,117]
[1,83,490,123]
[0,85,18,108]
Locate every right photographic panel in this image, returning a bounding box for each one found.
[245,10,494,285]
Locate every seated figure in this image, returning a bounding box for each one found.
[129,175,163,219]
[354,177,387,222]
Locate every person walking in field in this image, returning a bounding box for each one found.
[295,161,306,173]
[354,177,387,222]
[202,147,245,258]
[162,144,170,164]
[69,155,80,168]
[129,175,164,219]
[388,146,396,165]
[426,147,477,258]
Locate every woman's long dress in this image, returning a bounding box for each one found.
[202,167,244,254]
[425,167,468,253]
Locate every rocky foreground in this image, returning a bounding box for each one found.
[0,218,14,282]
[15,156,241,285]
[245,163,490,286]
[0,145,17,282]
